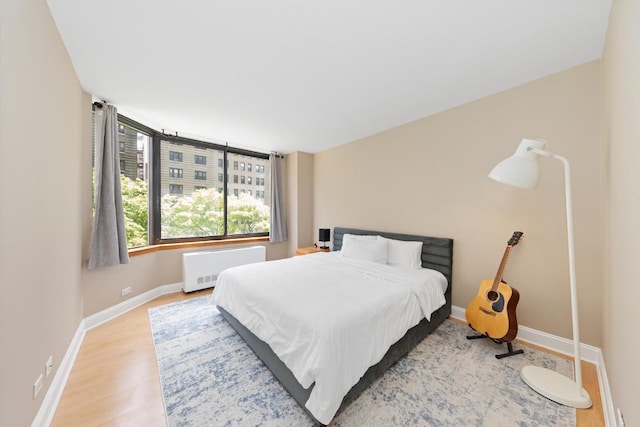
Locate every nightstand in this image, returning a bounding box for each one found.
[295,246,330,256]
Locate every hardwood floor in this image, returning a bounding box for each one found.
[51,290,211,426]
[51,291,604,426]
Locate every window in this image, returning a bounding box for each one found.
[248,177,252,185]
[241,176,245,184]
[240,162,245,171]
[169,151,183,162]
[155,136,270,242]
[169,184,183,195]
[248,163,252,172]
[119,141,125,153]
[233,161,238,170]
[169,167,183,178]
[93,111,270,248]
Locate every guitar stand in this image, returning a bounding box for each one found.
[466,332,524,359]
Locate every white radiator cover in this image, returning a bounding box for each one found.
[182,245,266,292]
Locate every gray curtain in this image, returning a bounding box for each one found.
[269,154,287,243]
[88,104,129,269]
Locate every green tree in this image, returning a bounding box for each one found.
[116,181,270,245]
[161,188,225,238]
[161,189,269,238]
[227,193,270,234]
[120,175,149,247]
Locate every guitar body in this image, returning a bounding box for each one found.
[465,279,520,342]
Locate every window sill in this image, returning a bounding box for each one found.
[128,236,269,257]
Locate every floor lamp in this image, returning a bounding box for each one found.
[488,138,592,409]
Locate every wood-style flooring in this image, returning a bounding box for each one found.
[51,290,604,426]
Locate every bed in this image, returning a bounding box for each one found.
[211,227,453,425]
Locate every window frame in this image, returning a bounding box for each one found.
[168,167,183,178]
[149,129,270,245]
[168,184,183,195]
[113,114,270,247]
[169,150,183,162]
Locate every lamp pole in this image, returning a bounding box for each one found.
[520,147,591,408]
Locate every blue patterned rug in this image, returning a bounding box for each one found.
[149,296,575,426]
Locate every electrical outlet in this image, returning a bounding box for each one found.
[617,408,625,426]
[45,355,53,378]
[121,286,132,297]
[33,374,43,399]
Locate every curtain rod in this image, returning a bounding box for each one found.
[92,100,110,109]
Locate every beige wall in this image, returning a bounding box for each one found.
[314,61,603,347]
[284,152,315,255]
[602,0,640,424]
[0,1,87,425]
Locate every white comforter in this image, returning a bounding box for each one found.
[210,252,447,424]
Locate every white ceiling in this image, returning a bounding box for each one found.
[47,1,611,154]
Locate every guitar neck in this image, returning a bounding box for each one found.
[491,245,513,291]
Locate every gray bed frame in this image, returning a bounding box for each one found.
[217,227,453,425]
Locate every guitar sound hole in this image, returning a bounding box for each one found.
[487,290,499,302]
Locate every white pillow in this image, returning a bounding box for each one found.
[340,233,376,252]
[379,237,423,269]
[341,237,388,264]
[342,233,377,244]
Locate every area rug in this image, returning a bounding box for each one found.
[149,297,575,426]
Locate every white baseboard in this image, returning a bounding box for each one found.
[31,320,86,427]
[451,304,615,426]
[596,351,617,427]
[84,282,183,330]
[32,282,184,427]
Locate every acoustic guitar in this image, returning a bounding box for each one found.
[465,231,523,342]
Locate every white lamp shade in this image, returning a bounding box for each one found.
[488,139,546,189]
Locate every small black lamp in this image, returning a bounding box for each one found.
[318,228,330,249]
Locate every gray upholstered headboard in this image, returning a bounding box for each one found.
[333,227,454,299]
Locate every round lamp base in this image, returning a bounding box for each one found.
[521,365,591,408]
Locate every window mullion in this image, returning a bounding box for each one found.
[150,133,162,244]
[223,148,228,236]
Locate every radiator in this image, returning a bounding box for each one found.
[182,246,266,292]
